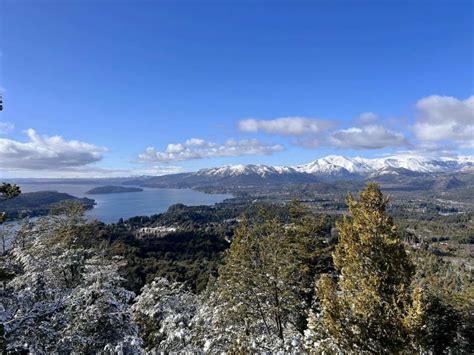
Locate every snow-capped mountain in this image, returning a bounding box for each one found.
[195,164,299,178]
[366,155,471,173]
[130,154,474,190]
[193,154,474,179]
[294,155,372,176]
[189,154,474,183]
[294,154,474,177]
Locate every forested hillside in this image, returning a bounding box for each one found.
[1,183,472,353]
[1,191,95,219]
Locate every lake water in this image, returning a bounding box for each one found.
[17,183,232,224]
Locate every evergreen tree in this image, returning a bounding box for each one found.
[132,277,198,352]
[312,183,414,353]
[405,287,462,354]
[406,251,473,353]
[1,202,140,353]
[0,183,20,224]
[209,205,326,352]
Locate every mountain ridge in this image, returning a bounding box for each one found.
[125,154,474,190]
[194,154,474,178]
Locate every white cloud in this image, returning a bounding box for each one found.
[0,129,107,170]
[238,117,334,136]
[330,125,409,149]
[165,143,185,153]
[185,138,208,146]
[0,121,14,134]
[413,95,474,147]
[138,138,284,163]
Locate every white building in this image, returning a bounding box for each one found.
[135,226,177,238]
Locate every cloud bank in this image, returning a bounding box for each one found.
[330,125,409,149]
[293,125,408,150]
[413,95,474,148]
[138,138,284,163]
[238,114,409,150]
[238,117,333,136]
[0,129,107,170]
[236,95,473,152]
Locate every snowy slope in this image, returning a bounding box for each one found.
[133,154,474,189]
[294,154,474,176]
[294,155,372,175]
[187,155,474,181]
[195,164,299,178]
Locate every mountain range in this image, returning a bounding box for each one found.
[294,154,474,177]
[127,154,474,189]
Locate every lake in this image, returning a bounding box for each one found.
[17,183,232,224]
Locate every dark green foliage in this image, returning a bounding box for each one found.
[415,295,462,354]
[0,183,21,201]
[85,185,143,194]
[0,183,21,223]
[102,227,230,294]
[100,201,335,296]
[397,211,474,244]
[98,202,249,293]
[0,191,94,219]
[408,251,473,353]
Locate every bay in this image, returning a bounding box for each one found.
[17,183,232,224]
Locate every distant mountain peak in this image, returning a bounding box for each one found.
[193,154,473,180]
[130,154,473,190]
[294,155,370,175]
[294,154,474,176]
[195,164,298,178]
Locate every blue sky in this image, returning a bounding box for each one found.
[0,0,472,177]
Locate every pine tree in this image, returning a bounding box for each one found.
[313,183,414,353]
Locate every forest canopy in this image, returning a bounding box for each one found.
[0,184,472,353]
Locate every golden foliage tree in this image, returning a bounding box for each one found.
[315,183,414,353]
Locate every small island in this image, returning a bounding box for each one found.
[85,185,144,195]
